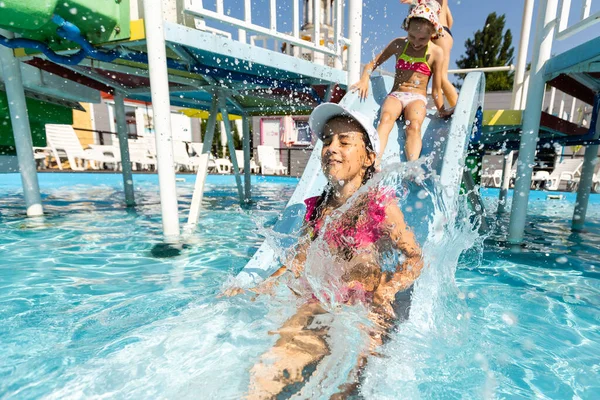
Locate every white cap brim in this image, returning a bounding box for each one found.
[309,103,380,155]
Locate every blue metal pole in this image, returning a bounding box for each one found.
[0,30,43,217]
[572,143,599,231]
[508,0,559,244]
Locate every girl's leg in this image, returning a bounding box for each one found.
[433,35,458,108]
[403,100,428,161]
[248,302,330,399]
[377,96,404,159]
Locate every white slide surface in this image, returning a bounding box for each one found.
[237,73,485,286]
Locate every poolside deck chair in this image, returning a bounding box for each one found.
[572,161,600,193]
[126,137,157,171]
[257,145,287,175]
[45,124,119,170]
[173,141,203,172]
[533,158,583,191]
[214,158,233,174]
[480,155,516,187]
[235,150,259,173]
[189,142,217,173]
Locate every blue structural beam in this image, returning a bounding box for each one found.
[163,22,348,88]
[545,36,600,79]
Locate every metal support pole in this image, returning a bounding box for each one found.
[0,31,43,217]
[114,92,135,207]
[143,0,180,239]
[508,0,559,244]
[548,87,556,114]
[497,150,514,214]
[572,143,599,231]
[347,0,363,84]
[569,97,577,122]
[242,114,252,202]
[511,0,535,110]
[221,107,245,204]
[186,96,219,229]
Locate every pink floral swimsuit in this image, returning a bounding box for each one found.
[300,188,395,304]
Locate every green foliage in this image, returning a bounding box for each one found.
[200,118,246,158]
[456,12,515,91]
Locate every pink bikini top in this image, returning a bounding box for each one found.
[304,188,395,250]
[395,40,431,77]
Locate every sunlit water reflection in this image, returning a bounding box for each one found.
[0,173,598,399]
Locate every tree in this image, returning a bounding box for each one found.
[456,13,515,91]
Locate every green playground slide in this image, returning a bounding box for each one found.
[0,0,130,48]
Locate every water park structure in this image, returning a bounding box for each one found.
[0,0,599,248]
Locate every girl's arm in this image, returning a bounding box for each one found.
[446,4,454,29]
[351,38,403,99]
[372,202,423,313]
[430,46,448,115]
[221,233,309,296]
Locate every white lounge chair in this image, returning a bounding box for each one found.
[571,161,600,192]
[126,137,157,171]
[480,155,517,188]
[173,141,203,172]
[235,150,259,173]
[45,124,119,170]
[189,142,217,173]
[214,158,233,174]
[257,145,287,175]
[533,158,583,191]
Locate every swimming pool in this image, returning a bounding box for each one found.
[1,173,598,399]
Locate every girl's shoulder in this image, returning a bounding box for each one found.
[427,42,444,60]
[388,37,408,50]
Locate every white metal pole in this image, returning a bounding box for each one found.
[520,72,530,110]
[559,92,566,118]
[221,108,245,204]
[186,96,219,230]
[572,143,599,231]
[548,86,556,114]
[143,0,180,239]
[242,114,252,202]
[114,92,135,206]
[333,0,343,69]
[511,0,535,110]
[569,97,576,122]
[508,0,559,245]
[347,0,363,84]
[293,0,300,57]
[0,32,43,217]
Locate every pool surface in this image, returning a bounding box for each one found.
[1,173,599,399]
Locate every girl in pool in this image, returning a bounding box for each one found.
[226,103,423,398]
[350,2,452,162]
[401,0,459,109]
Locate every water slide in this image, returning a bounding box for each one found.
[236,72,486,286]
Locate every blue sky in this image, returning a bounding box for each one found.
[361,0,600,73]
[202,0,600,75]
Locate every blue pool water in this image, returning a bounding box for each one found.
[1,173,599,399]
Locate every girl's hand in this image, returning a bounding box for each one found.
[349,78,369,100]
[438,106,455,119]
[219,287,245,297]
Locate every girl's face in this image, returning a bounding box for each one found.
[407,20,433,50]
[320,117,375,187]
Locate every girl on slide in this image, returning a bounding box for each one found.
[401,0,459,109]
[225,103,423,398]
[351,2,452,162]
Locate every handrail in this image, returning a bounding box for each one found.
[183,0,348,61]
[448,65,515,74]
[556,0,600,40]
